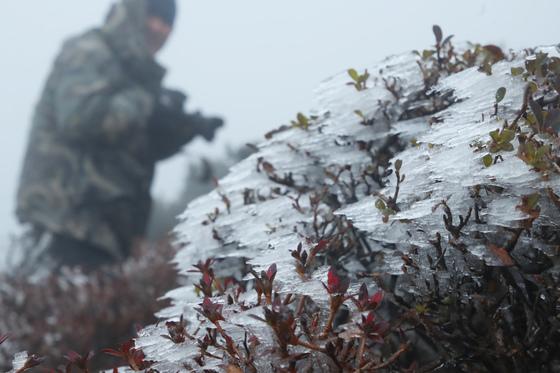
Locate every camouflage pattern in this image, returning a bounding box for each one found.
[16,0,199,260]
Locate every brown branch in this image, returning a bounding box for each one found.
[358,342,410,372]
[511,85,531,128]
[321,295,346,338]
[474,202,485,224]
[296,339,326,353]
[429,233,448,270]
[436,201,472,239]
[295,295,307,317]
[355,335,367,371]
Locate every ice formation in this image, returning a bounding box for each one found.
[132,41,560,372]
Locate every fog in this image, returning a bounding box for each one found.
[0,0,558,254]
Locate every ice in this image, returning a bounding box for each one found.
[133,45,560,369]
[8,352,29,373]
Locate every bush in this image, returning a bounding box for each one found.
[128,26,560,372]
[0,240,177,372]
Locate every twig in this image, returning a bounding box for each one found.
[355,335,368,371]
[435,201,472,239]
[358,342,410,372]
[295,295,307,317]
[429,233,448,270]
[511,85,531,128]
[296,339,326,353]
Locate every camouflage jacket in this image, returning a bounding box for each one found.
[16,0,199,259]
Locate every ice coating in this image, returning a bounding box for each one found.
[9,352,29,373]
[135,45,560,371]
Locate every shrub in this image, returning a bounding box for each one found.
[0,240,177,372]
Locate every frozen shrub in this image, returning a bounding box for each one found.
[132,26,560,372]
[0,240,177,371]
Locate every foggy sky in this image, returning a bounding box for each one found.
[0,0,558,248]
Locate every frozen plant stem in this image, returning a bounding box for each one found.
[321,295,346,338]
[357,342,410,372]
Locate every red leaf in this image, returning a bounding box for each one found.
[327,267,349,294]
[101,348,124,358]
[483,44,505,61]
[311,240,328,255]
[197,297,225,323]
[371,290,384,307]
[488,244,515,266]
[202,272,213,286]
[64,351,93,370]
[327,267,339,292]
[364,311,376,325]
[266,263,277,281]
[64,351,82,366]
[103,340,152,371]
[121,339,135,353]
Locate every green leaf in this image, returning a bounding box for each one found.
[500,142,514,152]
[432,25,443,44]
[528,81,538,94]
[354,110,365,120]
[526,193,540,209]
[394,159,403,171]
[297,112,309,127]
[489,143,499,153]
[495,87,506,103]
[525,113,537,126]
[384,207,396,216]
[415,304,428,314]
[482,154,493,167]
[525,59,537,75]
[422,49,435,60]
[348,69,359,82]
[529,98,544,126]
[525,142,535,156]
[536,144,550,158]
[375,199,386,210]
[489,129,501,143]
[511,67,524,76]
[501,128,515,143]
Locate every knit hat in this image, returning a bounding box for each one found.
[146,0,176,26]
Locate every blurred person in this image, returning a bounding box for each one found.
[15,0,223,273]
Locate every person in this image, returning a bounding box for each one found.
[15,0,223,273]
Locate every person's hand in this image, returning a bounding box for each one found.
[198,117,224,141]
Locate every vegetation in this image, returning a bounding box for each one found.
[2,25,560,373]
[0,240,177,372]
